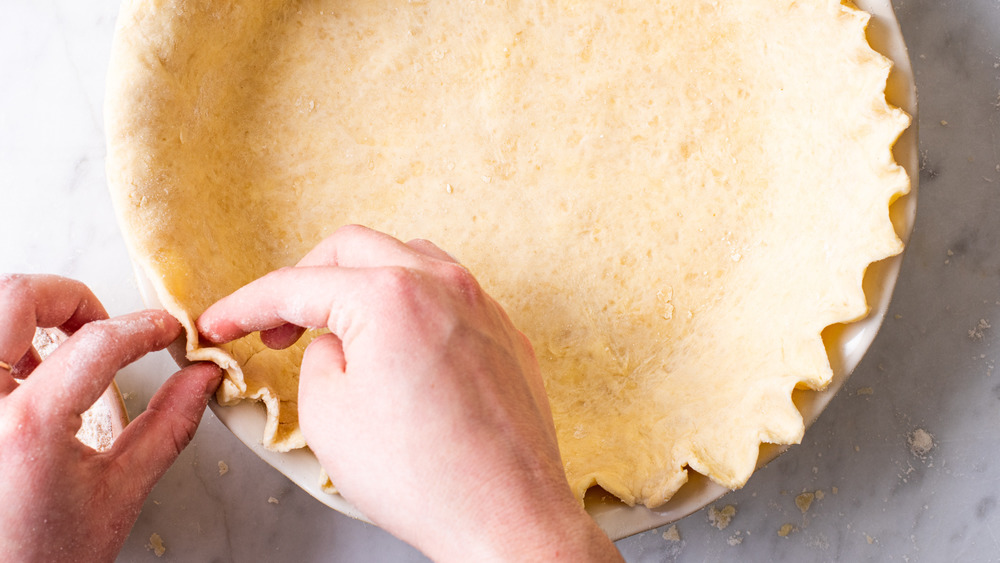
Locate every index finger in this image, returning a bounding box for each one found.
[241,227,461,351]
[197,267,377,344]
[256,226,428,350]
[18,310,182,419]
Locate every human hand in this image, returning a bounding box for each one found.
[0,274,221,562]
[198,225,621,562]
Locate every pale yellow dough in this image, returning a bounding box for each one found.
[106,0,909,507]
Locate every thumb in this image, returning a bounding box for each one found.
[110,362,222,495]
[298,333,346,459]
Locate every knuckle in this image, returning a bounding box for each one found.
[333,223,371,240]
[268,266,296,279]
[0,273,30,300]
[367,266,432,322]
[373,266,420,296]
[407,238,433,250]
[169,415,200,455]
[0,401,41,447]
[150,402,200,456]
[437,262,481,299]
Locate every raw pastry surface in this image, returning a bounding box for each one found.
[106,0,909,507]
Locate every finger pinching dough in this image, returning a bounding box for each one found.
[106,0,909,508]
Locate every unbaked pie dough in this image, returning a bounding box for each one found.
[106,0,909,508]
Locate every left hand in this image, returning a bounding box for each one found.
[0,274,221,562]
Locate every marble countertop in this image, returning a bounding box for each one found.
[2,0,999,560]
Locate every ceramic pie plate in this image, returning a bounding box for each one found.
[128,0,917,541]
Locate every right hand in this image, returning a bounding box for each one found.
[197,225,621,562]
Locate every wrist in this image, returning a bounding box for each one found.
[425,489,622,563]
[494,504,621,563]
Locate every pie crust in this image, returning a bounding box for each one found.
[106,0,909,507]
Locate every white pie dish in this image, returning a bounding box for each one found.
[127,0,917,541]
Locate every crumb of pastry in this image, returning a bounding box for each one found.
[218,461,229,476]
[661,525,681,542]
[795,492,816,514]
[969,319,991,341]
[146,533,166,557]
[777,524,796,537]
[268,496,280,504]
[708,505,736,530]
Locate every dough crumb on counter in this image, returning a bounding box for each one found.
[969,318,991,341]
[218,461,229,476]
[708,505,737,530]
[855,387,874,396]
[268,496,280,505]
[662,524,681,542]
[909,428,935,457]
[795,492,816,514]
[777,524,796,537]
[146,533,166,557]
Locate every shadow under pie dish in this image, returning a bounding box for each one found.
[106,0,917,539]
